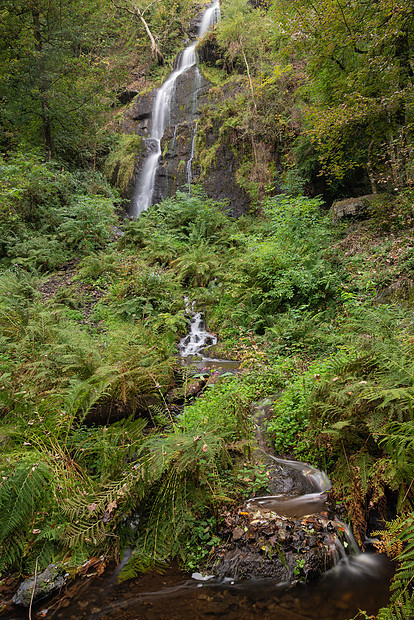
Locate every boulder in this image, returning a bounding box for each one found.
[211,508,341,583]
[330,194,379,223]
[13,564,67,607]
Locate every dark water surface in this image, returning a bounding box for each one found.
[12,554,392,620]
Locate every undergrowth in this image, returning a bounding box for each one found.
[2,176,414,617]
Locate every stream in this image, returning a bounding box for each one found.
[178,299,239,370]
[7,312,393,619]
[22,555,391,620]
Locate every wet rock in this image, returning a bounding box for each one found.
[185,378,206,397]
[122,92,154,135]
[211,508,339,584]
[201,143,251,218]
[196,30,222,66]
[117,88,139,105]
[13,564,67,607]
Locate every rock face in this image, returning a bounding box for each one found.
[152,65,211,204]
[12,564,67,607]
[200,142,251,218]
[118,3,251,217]
[330,193,380,222]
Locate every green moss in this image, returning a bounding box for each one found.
[104,133,143,196]
[198,63,230,87]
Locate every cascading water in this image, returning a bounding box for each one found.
[178,299,217,358]
[131,1,220,217]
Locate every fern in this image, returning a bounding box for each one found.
[118,551,167,582]
[375,514,414,620]
[0,457,51,571]
[377,591,414,620]
[0,459,51,540]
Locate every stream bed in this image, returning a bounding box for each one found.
[10,555,392,620]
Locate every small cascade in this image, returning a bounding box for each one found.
[205,398,386,589]
[179,302,217,358]
[131,1,220,217]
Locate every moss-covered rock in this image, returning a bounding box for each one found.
[104,134,143,198]
[12,564,67,607]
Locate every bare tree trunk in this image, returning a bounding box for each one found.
[240,38,256,112]
[112,1,164,64]
[387,129,401,191]
[367,139,377,194]
[133,4,164,64]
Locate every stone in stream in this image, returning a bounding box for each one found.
[210,507,342,583]
[207,398,350,586]
[12,563,67,607]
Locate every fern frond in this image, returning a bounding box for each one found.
[374,514,414,619]
[64,520,106,547]
[118,551,167,582]
[0,459,51,542]
[377,590,413,620]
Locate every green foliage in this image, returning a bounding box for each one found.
[181,517,221,571]
[376,514,414,620]
[57,195,115,254]
[104,134,143,196]
[209,194,340,335]
[0,152,117,269]
[0,457,52,573]
[0,0,129,161]
[270,0,414,188]
[107,258,184,322]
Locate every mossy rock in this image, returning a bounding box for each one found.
[104,134,143,197]
[12,563,67,607]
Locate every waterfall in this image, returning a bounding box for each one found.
[178,298,217,358]
[131,1,220,218]
[186,121,198,189]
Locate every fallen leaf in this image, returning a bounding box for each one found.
[106,500,117,514]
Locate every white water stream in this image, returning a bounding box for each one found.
[179,299,217,358]
[131,1,220,217]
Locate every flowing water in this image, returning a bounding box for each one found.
[7,5,394,615]
[130,2,220,217]
[178,300,239,370]
[179,300,217,357]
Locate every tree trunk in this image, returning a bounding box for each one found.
[32,9,53,158]
[112,1,164,65]
[132,5,164,65]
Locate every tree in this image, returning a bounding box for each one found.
[0,0,124,162]
[271,0,414,189]
[111,0,164,64]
